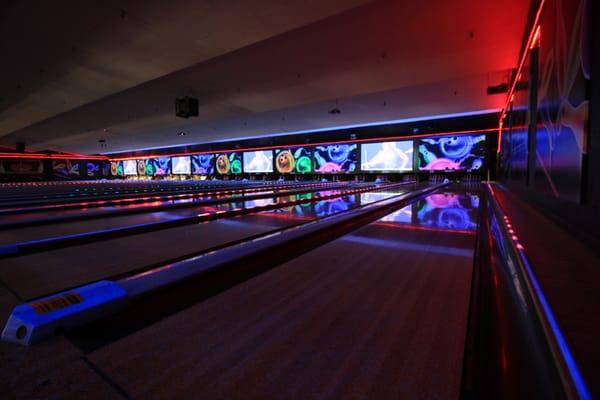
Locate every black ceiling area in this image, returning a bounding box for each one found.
[0,0,529,154]
[109,111,500,159]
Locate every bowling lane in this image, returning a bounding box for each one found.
[87,186,479,399]
[0,179,255,199]
[0,182,333,222]
[0,182,209,204]
[0,186,412,300]
[0,185,355,246]
[0,182,324,211]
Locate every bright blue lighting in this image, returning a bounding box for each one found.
[518,249,592,399]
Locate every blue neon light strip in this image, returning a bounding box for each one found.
[105,109,499,155]
[341,235,473,258]
[0,219,186,256]
[516,248,592,399]
[492,184,591,399]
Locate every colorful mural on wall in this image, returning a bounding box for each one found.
[534,0,590,202]
[500,0,590,204]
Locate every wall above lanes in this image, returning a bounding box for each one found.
[107,112,498,178]
[0,0,527,154]
[107,112,499,159]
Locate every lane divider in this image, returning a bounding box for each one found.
[0,182,341,214]
[0,184,229,206]
[486,184,591,400]
[0,182,346,229]
[1,181,443,345]
[0,183,408,258]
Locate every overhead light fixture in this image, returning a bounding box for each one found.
[177,131,186,136]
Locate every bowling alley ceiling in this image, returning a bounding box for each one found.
[0,0,530,154]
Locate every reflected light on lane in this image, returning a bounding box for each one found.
[377,205,412,223]
[372,222,475,235]
[341,235,473,257]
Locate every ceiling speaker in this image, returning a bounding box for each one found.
[176,97,199,118]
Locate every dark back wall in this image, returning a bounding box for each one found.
[107,113,499,159]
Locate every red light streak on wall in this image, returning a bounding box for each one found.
[497,0,546,154]
[0,153,108,161]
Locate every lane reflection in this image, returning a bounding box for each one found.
[370,190,480,233]
[414,192,479,232]
[342,189,480,257]
[255,188,408,220]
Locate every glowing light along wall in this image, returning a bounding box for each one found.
[152,157,171,176]
[418,134,486,171]
[136,159,154,176]
[123,160,138,175]
[274,147,312,174]
[215,153,242,175]
[52,160,81,179]
[192,154,214,174]
[313,144,357,173]
[110,161,123,177]
[172,156,191,175]
[361,141,413,172]
[243,150,273,173]
[108,131,491,177]
[498,0,590,203]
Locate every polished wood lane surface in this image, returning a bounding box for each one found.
[0,214,301,300]
[90,203,477,399]
[0,188,318,245]
[0,208,189,246]
[0,285,121,399]
[495,185,600,395]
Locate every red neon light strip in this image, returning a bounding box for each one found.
[0,120,496,164]
[255,212,313,222]
[0,153,108,161]
[373,221,474,235]
[497,120,504,153]
[530,25,541,49]
[110,127,498,161]
[497,0,546,154]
